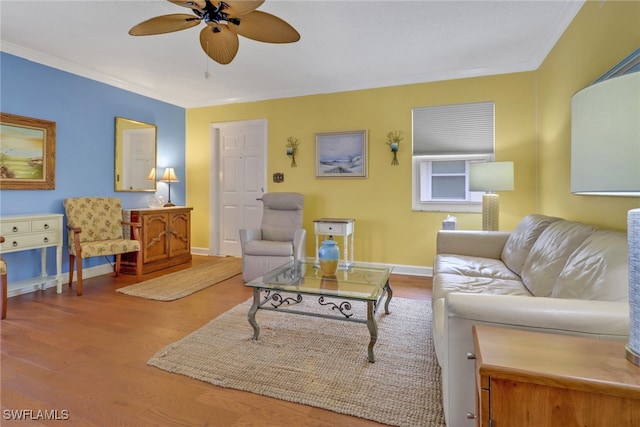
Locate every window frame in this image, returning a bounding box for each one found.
[411,101,495,213]
[412,154,492,212]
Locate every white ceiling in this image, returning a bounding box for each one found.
[0,0,584,108]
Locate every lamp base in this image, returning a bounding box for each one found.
[163,202,175,207]
[626,344,640,366]
[482,193,500,231]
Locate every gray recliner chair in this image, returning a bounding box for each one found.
[239,192,306,283]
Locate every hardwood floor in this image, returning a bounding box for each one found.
[1,256,433,426]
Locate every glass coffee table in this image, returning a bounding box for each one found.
[244,259,393,362]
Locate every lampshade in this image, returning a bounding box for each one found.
[469,161,514,231]
[469,161,514,192]
[146,167,156,181]
[571,72,640,196]
[160,167,179,182]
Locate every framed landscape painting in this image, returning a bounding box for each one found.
[0,112,56,190]
[315,130,368,178]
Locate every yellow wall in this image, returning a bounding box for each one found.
[187,72,537,267]
[186,0,639,267]
[537,0,640,231]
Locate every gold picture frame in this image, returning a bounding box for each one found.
[0,112,56,190]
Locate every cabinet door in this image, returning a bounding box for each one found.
[490,378,640,426]
[142,213,169,263]
[168,211,190,258]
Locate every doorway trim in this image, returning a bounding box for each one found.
[209,119,268,256]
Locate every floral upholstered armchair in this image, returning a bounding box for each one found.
[63,197,142,295]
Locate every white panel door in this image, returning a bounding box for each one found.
[213,120,266,256]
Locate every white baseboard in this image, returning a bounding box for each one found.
[191,247,212,256]
[190,247,432,277]
[7,250,432,299]
[7,263,115,298]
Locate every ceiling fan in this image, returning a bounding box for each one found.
[129,0,300,65]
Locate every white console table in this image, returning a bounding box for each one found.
[0,213,64,295]
[313,218,355,269]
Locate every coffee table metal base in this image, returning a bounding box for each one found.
[247,281,393,362]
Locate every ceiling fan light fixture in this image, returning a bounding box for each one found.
[129,0,298,64]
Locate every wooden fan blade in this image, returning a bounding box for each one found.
[228,11,300,43]
[220,0,265,17]
[168,0,206,10]
[129,14,202,36]
[199,25,239,64]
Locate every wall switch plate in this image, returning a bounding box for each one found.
[273,173,284,183]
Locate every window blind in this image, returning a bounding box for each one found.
[412,101,495,156]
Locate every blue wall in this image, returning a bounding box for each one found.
[0,53,186,282]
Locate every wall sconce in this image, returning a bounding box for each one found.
[469,161,514,231]
[159,167,179,207]
[386,130,403,165]
[286,136,299,167]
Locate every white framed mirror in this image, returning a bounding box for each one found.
[115,116,157,192]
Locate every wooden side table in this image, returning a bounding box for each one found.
[313,218,355,269]
[472,325,640,427]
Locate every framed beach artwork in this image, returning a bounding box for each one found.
[0,112,56,190]
[315,130,368,178]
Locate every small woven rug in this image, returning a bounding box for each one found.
[117,257,242,301]
[148,296,446,427]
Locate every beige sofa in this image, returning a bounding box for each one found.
[432,214,630,427]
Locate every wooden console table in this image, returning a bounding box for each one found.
[313,218,355,269]
[0,213,64,294]
[473,325,640,427]
[121,207,192,275]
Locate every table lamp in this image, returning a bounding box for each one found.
[570,71,640,365]
[146,167,156,181]
[160,167,179,207]
[469,161,514,231]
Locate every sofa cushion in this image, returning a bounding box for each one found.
[520,220,595,297]
[434,254,521,281]
[551,231,629,302]
[501,214,558,276]
[433,272,532,303]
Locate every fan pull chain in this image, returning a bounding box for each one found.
[204,42,211,79]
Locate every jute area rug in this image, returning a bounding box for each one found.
[116,257,242,301]
[148,296,446,427]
